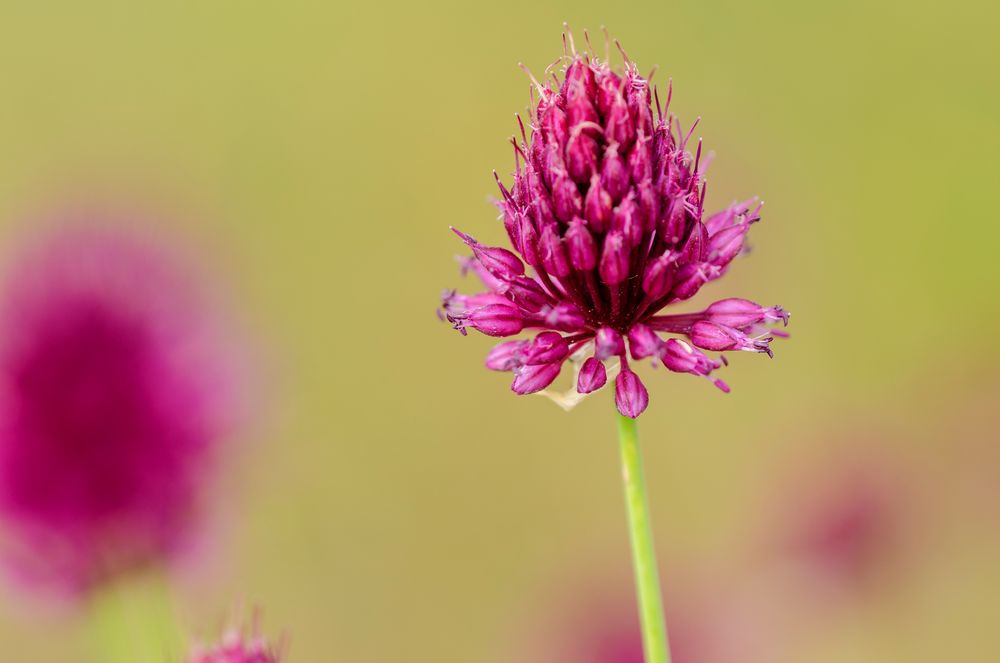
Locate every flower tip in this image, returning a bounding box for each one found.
[577,357,607,394]
[512,362,562,395]
[615,367,649,418]
[449,226,473,244]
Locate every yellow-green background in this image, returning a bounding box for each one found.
[0,1,997,661]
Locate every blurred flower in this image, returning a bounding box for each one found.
[441,35,787,417]
[186,627,281,663]
[516,566,776,663]
[0,219,242,595]
[755,444,917,610]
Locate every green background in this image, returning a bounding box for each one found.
[0,1,997,661]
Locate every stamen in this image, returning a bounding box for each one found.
[518,62,546,97]
[515,113,528,145]
[614,39,632,67]
[563,22,577,55]
[544,56,565,82]
[493,170,515,205]
[682,116,701,150]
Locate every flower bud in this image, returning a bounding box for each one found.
[627,79,654,135]
[565,218,598,271]
[704,197,758,235]
[671,262,720,301]
[600,144,629,202]
[518,215,541,267]
[595,327,626,360]
[577,357,607,394]
[453,303,523,337]
[567,132,600,184]
[485,340,527,371]
[627,324,663,360]
[680,221,708,264]
[566,95,600,129]
[452,228,524,279]
[611,195,643,247]
[661,338,720,376]
[511,361,562,394]
[440,290,510,317]
[599,232,630,285]
[689,321,773,356]
[542,302,587,332]
[605,96,636,148]
[704,298,789,330]
[539,224,571,278]
[584,177,613,233]
[541,104,568,149]
[615,365,649,418]
[641,252,678,300]
[596,71,623,117]
[499,276,549,312]
[501,207,524,253]
[523,331,570,365]
[552,173,583,222]
[566,59,597,98]
[457,256,505,291]
[662,200,688,245]
[637,181,660,233]
[533,188,557,227]
[628,134,653,184]
[707,221,751,268]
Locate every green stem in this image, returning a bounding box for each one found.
[618,413,671,663]
[87,573,183,663]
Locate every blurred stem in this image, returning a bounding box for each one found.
[87,572,183,663]
[618,413,671,663]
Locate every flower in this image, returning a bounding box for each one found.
[767,449,910,594]
[513,566,774,663]
[440,31,788,417]
[186,629,281,663]
[0,219,241,595]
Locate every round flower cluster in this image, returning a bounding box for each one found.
[442,37,787,417]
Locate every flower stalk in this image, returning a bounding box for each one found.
[618,412,670,663]
[87,575,182,663]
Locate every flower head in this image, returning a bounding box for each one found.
[440,31,788,417]
[0,219,241,595]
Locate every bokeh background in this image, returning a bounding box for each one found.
[0,0,997,661]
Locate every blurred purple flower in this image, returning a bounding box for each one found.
[0,220,242,595]
[186,629,281,663]
[519,570,772,663]
[440,36,787,417]
[768,452,909,594]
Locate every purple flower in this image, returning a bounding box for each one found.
[514,569,772,663]
[440,33,788,417]
[0,221,242,595]
[768,451,909,593]
[186,629,281,663]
